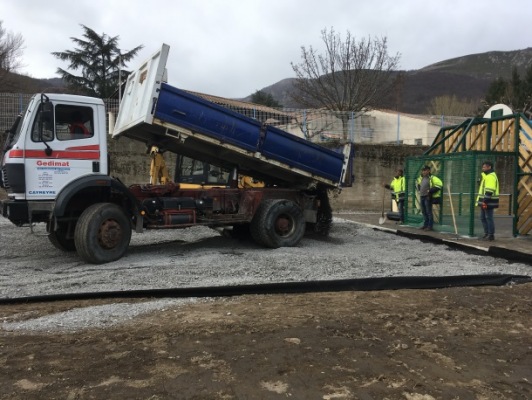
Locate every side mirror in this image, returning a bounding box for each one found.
[41,101,54,130]
[39,94,54,154]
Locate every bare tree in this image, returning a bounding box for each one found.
[427,95,479,117]
[290,28,400,140]
[0,21,25,82]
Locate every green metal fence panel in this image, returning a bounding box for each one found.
[404,152,517,237]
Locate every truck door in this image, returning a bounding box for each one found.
[24,102,101,200]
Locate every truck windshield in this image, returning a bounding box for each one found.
[2,115,20,152]
[2,102,28,152]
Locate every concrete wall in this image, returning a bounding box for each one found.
[107,137,427,213]
[0,130,426,213]
[108,136,172,185]
[330,143,427,211]
[364,110,441,145]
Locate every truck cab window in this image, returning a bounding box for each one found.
[31,104,95,142]
[56,105,94,140]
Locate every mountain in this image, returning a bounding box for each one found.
[243,48,532,114]
[418,48,532,80]
[0,70,65,93]
[2,48,531,115]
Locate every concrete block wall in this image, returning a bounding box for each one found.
[0,132,427,213]
[330,144,427,211]
[108,137,427,213]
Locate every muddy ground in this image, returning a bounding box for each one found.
[1,283,531,399]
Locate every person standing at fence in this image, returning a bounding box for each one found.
[477,161,499,241]
[384,168,405,223]
[416,166,443,231]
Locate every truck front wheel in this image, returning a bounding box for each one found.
[74,203,132,264]
[251,199,305,248]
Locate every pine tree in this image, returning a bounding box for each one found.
[52,25,143,98]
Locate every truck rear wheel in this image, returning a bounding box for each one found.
[250,199,305,248]
[74,203,132,264]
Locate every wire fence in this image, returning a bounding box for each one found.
[0,92,468,146]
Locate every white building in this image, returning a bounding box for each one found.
[290,109,466,145]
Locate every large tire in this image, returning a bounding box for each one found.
[250,199,305,248]
[74,203,132,264]
[48,221,76,252]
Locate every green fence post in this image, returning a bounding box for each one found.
[468,155,477,236]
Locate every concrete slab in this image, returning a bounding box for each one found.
[335,212,532,266]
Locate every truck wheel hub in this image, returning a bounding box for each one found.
[98,219,122,249]
[275,216,292,236]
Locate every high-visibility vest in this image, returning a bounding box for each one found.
[389,176,405,200]
[416,175,443,199]
[477,171,499,208]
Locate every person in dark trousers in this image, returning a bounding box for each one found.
[477,161,499,241]
[415,166,443,231]
[384,168,405,223]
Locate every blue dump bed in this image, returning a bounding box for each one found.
[113,44,351,189]
[155,83,349,186]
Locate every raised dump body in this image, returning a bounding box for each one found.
[113,44,351,190]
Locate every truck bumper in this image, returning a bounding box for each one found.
[1,199,29,226]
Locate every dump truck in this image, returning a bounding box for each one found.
[1,44,352,264]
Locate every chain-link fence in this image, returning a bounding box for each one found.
[0,92,467,146]
[218,103,467,144]
[0,93,120,144]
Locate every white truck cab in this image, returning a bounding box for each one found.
[2,93,108,202]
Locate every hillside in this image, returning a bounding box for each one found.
[419,48,532,80]
[2,48,531,115]
[244,48,532,114]
[0,70,64,93]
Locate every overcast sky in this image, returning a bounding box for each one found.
[2,0,531,98]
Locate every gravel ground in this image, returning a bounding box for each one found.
[1,216,530,333]
[1,216,531,400]
[2,217,531,297]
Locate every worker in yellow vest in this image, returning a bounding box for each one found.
[476,161,499,241]
[415,166,443,231]
[384,168,405,223]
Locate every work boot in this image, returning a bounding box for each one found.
[488,235,495,241]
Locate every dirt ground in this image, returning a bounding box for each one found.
[1,283,531,399]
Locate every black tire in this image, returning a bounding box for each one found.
[48,221,76,252]
[250,199,305,248]
[74,203,132,264]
